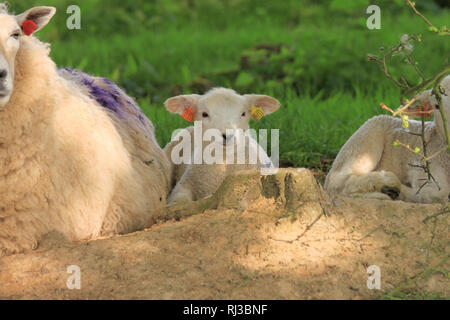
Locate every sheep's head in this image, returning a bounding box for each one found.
[165,88,280,145]
[417,75,450,141]
[0,5,55,107]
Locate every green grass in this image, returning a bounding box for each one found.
[143,85,403,169]
[10,0,450,168]
[380,289,449,300]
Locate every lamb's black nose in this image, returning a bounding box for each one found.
[0,69,7,80]
[222,134,234,142]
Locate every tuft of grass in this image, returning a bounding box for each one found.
[378,255,449,300]
[380,289,449,300]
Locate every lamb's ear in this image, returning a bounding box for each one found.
[16,6,56,34]
[164,94,201,115]
[417,89,437,108]
[244,94,280,115]
[440,75,450,93]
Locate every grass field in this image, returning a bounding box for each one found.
[11,0,450,169]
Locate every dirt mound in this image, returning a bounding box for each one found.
[0,169,448,299]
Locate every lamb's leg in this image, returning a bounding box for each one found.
[325,116,401,200]
[167,182,195,205]
[167,163,227,205]
[165,141,196,205]
[351,192,393,200]
[0,212,49,256]
[167,164,197,205]
[399,166,449,203]
[338,171,402,200]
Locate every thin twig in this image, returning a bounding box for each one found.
[406,55,426,81]
[406,0,435,29]
[387,254,449,297]
[406,0,450,36]
[422,206,450,223]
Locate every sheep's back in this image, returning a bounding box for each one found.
[58,68,154,135]
[57,68,172,230]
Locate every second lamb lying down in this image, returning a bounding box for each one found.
[325,75,450,203]
[164,88,280,205]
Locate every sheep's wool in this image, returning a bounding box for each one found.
[0,22,172,256]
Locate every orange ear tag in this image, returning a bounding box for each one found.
[181,106,195,122]
[415,103,433,119]
[251,106,265,121]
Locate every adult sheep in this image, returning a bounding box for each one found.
[0,5,172,256]
[325,76,450,203]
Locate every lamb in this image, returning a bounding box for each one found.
[163,88,280,204]
[0,5,172,256]
[325,75,450,203]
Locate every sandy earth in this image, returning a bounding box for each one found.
[0,169,448,299]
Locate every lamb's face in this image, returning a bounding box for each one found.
[0,13,20,107]
[0,5,55,108]
[165,88,280,145]
[196,89,251,145]
[435,76,450,141]
[418,76,450,140]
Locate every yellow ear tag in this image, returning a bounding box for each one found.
[251,106,265,121]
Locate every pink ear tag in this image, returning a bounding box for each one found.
[22,20,37,36]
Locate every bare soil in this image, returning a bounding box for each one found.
[0,169,448,299]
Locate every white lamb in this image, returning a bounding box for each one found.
[164,88,280,204]
[0,5,172,256]
[325,75,450,203]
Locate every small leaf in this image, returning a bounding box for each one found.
[414,147,421,154]
[428,26,438,33]
[402,115,409,129]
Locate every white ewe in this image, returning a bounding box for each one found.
[325,76,450,203]
[0,5,172,256]
[164,88,280,204]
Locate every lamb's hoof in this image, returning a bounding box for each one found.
[381,187,400,200]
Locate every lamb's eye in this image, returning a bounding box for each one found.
[202,112,209,118]
[241,112,246,117]
[435,104,440,110]
[11,31,20,39]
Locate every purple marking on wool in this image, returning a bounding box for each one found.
[76,75,122,115]
[61,67,75,74]
[58,68,149,126]
[138,114,145,125]
[101,78,148,126]
[102,78,115,87]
